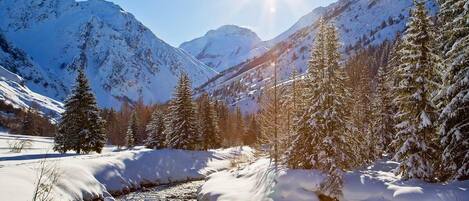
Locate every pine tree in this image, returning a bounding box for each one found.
[350,60,374,162]
[392,2,441,181]
[371,66,394,154]
[231,106,244,146]
[243,114,260,146]
[144,110,166,149]
[286,69,304,145]
[21,107,37,136]
[286,20,355,198]
[54,69,106,154]
[258,86,290,158]
[386,37,406,155]
[199,94,222,150]
[215,101,230,146]
[126,111,138,148]
[166,73,199,150]
[437,0,469,181]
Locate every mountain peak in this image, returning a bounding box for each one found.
[205,25,261,41]
[0,0,216,108]
[180,25,268,72]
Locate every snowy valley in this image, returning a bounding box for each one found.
[0,0,468,200]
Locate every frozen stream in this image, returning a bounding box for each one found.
[116,180,205,201]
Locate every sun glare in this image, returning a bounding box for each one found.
[269,6,277,13]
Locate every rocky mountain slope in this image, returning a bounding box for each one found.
[0,65,64,120]
[0,0,217,108]
[180,25,268,72]
[197,0,438,113]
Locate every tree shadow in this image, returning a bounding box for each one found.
[0,153,78,161]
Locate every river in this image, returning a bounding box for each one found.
[116,180,205,201]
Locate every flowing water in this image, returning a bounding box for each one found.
[116,180,205,201]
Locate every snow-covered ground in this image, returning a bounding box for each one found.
[0,132,253,201]
[199,158,469,201]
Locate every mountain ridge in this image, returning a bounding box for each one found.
[0,0,217,108]
[197,0,438,113]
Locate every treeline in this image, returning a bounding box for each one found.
[100,102,254,149]
[0,101,56,136]
[53,68,260,154]
[101,91,258,149]
[256,1,468,199]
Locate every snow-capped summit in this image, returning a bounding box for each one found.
[180,25,268,72]
[0,0,217,108]
[198,0,438,114]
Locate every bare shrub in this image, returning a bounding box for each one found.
[7,137,32,153]
[32,155,61,201]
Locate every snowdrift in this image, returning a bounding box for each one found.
[199,158,469,201]
[0,132,253,200]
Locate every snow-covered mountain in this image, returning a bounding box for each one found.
[0,34,68,100]
[0,65,64,120]
[180,25,268,72]
[0,0,217,108]
[197,0,438,113]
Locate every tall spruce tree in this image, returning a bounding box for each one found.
[215,101,230,146]
[437,0,469,181]
[229,106,244,145]
[286,20,355,198]
[126,111,138,148]
[258,86,290,158]
[392,1,441,181]
[350,61,374,162]
[166,73,199,150]
[21,107,37,136]
[371,66,394,154]
[144,110,166,149]
[243,114,260,146]
[387,37,406,154]
[199,94,222,150]
[54,69,106,154]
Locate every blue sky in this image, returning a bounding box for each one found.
[109,0,336,47]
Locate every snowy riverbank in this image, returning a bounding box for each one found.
[0,132,254,200]
[199,158,469,201]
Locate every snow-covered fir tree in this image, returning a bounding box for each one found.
[215,101,230,145]
[144,110,166,149]
[235,107,244,136]
[258,86,290,160]
[126,111,138,148]
[437,0,469,181]
[54,69,106,154]
[386,37,406,154]
[350,61,374,162]
[286,19,355,198]
[166,73,199,150]
[21,107,37,136]
[243,114,260,146]
[198,94,222,150]
[392,1,441,182]
[286,69,304,144]
[371,66,395,154]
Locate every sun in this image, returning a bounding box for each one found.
[269,6,277,13]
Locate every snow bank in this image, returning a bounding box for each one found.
[199,158,469,201]
[0,132,253,201]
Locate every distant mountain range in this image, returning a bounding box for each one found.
[0,0,439,115]
[0,0,217,109]
[195,0,438,113]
